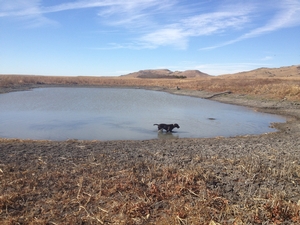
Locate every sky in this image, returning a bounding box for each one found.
[0,0,300,76]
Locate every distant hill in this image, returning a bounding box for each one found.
[120,65,300,79]
[121,69,211,79]
[220,65,300,78]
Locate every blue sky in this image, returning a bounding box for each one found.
[1,0,300,76]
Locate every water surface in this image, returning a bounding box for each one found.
[0,87,285,140]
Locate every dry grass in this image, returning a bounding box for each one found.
[1,74,300,224]
[1,75,300,101]
[1,147,300,224]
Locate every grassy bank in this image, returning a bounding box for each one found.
[1,137,300,224]
[1,75,300,101]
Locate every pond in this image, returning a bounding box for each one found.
[0,87,285,141]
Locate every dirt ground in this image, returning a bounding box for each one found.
[1,85,300,224]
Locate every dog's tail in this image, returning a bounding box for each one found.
[153,124,158,126]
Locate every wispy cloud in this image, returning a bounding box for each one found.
[0,0,58,28]
[201,0,300,50]
[137,10,251,49]
[0,0,39,16]
[0,0,174,29]
[1,0,300,49]
[42,0,170,16]
[261,56,273,61]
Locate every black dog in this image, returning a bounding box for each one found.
[153,123,180,132]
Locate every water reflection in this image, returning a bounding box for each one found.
[0,87,285,141]
[157,131,179,139]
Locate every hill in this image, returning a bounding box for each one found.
[220,65,300,78]
[121,69,211,79]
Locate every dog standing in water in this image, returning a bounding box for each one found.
[153,123,180,132]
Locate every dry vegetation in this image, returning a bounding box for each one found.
[1,138,300,224]
[0,74,300,101]
[1,69,300,224]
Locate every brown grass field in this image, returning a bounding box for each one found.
[1,136,300,225]
[0,70,300,224]
[0,73,300,101]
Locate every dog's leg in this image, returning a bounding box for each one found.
[167,125,173,132]
[154,124,161,132]
[157,125,163,132]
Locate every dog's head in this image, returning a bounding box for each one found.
[174,123,180,128]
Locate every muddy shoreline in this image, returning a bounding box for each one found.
[1,84,300,224]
